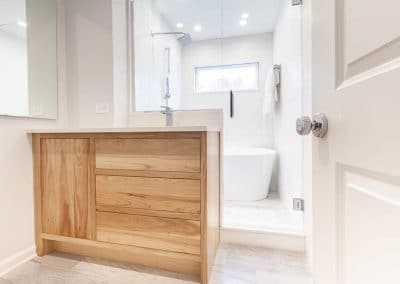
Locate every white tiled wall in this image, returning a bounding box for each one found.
[180,33,275,149]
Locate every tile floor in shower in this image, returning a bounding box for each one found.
[223,193,304,234]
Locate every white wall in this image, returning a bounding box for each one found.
[272,1,303,209]
[0,0,129,273]
[64,0,115,128]
[112,0,129,127]
[0,0,68,274]
[0,31,28,116]
[133,0,182,111]
[181,33,274,149]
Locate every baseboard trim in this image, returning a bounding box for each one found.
[0,246,36,277]
[221,227,306,253]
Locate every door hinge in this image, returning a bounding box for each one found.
[292,0,302,5]
[293,198,304,211]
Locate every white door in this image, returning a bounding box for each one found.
[310,0,400,283]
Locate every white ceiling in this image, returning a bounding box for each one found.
[153,0,282,41]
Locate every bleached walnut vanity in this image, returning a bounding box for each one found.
[29,127,221,284]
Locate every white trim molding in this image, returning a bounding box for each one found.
[221,227,306,253]
[0,246,36,276]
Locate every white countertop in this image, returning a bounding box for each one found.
[27,126,220,134]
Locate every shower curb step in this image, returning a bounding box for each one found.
[220,226,306,253]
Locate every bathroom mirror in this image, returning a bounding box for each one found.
[0,0,57,119]
[131,0,224,111]
[131,0,281,114]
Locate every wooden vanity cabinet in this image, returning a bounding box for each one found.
[32,131,220,284]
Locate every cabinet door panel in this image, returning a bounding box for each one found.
[41,139,90,238]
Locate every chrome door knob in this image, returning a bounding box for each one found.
[296,116,313,136]
[296,113,328,138]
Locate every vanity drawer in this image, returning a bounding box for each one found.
[96,175,201,219]
[95,138,201,173]
[96,212,201,255]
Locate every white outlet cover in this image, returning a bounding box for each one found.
[96,103,110,114]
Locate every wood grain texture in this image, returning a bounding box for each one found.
[87,138,96,240]
[41,234,201,276]
[206,132,221,281]
[98,207,200,221]
[200,133,208,284]
[33,134,53,256]
[96,175,200,217]
[95,168,201,180]
[200,132,221,284]
[96,212,201,255]
[95,138,201,173]
[41,139,90,239]
[33,131,221,282]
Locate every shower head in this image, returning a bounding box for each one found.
[177,33,192,47]
[151,31,193,47]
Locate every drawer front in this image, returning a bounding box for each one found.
[95,138,201,173]
[96,212,201,255]
[96,175,201,218]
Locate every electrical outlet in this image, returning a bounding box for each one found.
[293,198,304,211]
[96,103,110,114]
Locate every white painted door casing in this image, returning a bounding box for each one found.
[312,0,400,283]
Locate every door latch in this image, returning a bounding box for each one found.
[293,198,304,211]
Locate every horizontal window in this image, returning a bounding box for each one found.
[194,62,260,94]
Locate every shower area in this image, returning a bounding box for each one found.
[129,0,305,243]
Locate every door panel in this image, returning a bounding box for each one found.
[312,0,400,283]
[337,0,400,82]
[345,0,399,65]
[337,169,400,283]
[41,139,90,239]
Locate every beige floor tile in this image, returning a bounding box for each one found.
[2,243,311,284]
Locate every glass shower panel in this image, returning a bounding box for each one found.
[132,0,224,112]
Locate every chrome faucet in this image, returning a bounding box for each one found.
[160,72,174,126]
[160,106,174,127]
[160,48,174,126]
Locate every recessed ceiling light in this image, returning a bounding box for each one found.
[240,19,248,26]
[194,25,202,32]
[17,21,27,28]
[241,13,249,19]
[176,22,184,29]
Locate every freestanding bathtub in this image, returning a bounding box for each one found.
[224,147,277,201]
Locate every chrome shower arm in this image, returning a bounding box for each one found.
[151,32,187,37]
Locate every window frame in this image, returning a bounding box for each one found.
[194,62,261,94]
